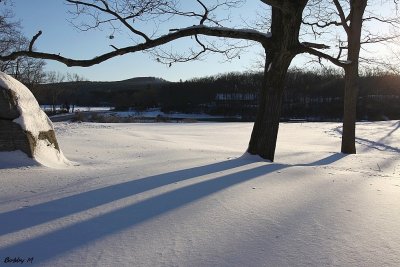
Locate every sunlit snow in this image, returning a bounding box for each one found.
[0,121,399,266]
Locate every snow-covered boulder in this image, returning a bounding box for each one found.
[0,72,69,168]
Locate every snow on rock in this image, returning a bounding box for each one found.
[0,72,70,168]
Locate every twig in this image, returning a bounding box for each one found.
[29,31,42,52]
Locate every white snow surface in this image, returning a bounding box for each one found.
[0,121,400,266]
[0,72,52,137]
[0,72,70,168]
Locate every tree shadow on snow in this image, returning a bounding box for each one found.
[334,123,400,153]
[0,153,346,264]
[0,157,255,236]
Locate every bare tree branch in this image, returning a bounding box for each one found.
[300,44,347,68]
[196,0,208,25]
[332,0,350,35]
[0,25,271,67]
[66,0,151,41]
[29,30,42,52]
[153,34,249,66]
[302,20,343,29]
[302,41,330,49]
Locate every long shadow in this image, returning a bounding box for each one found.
[0,163,285,264]
[385,121,400,137]
[0,154,346,265]
[297,153,347,166]
[356,136,400,153]
[334,125,400,153]
[0,157,253,236]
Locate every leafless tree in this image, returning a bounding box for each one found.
[45,71,66,113]
[0,7,46,89]
[0,0,330,161]
[66,72,88,82]
[301,0,400,154]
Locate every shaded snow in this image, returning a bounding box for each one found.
[0,151,39,169]
[0,121,399,266]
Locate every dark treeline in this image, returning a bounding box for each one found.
[34,70,400,121]
[34,77,166,111]
[157,70,400,121]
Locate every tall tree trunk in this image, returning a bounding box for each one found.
[247,3,306,161]
[341,0,367,154]
[341,65,358,153]
[248,51,293,161]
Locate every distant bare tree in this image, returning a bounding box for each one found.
[0,7,46,89]
[45,71,66,113]
[66,72,87,82]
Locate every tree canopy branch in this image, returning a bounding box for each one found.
[300,44,347,68]
[0,25,271,67]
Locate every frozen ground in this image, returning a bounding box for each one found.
[0,121,399,266]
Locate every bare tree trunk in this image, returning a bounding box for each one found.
[247,4,305,161]
[248,51,293,160]
[341,0,367,154]
[341,65,358,153]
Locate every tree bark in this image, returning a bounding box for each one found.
[341,65,358,154]
[247,3,306,161]
[248,51,293,160]
[341,0,367,154]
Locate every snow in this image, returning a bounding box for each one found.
[0,151,40,169]
[183,25,272,39]
[0,72,70,168]
[0,121,400,266]
[34,140,72,169]
[0,72,52,137]
[41,105,113,112]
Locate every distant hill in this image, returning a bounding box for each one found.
[34,76,171,107]
[119,77,168,85]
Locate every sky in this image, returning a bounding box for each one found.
[8,0,267,82]
[5,0,399,82]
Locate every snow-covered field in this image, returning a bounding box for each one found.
[0,121,400,266]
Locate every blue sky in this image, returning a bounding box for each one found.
[7,0,398,82]
[10,0,268,82]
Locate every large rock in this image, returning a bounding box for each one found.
[0,86,19,120]
[0,72,67,167]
